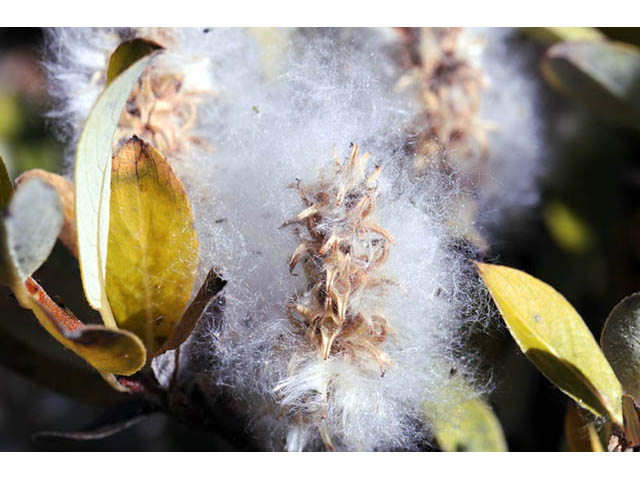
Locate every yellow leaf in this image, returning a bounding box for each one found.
[13,277,145,379]
[475,262,623,426]
[17,169,77,258]
[600,293,640,400]
[106,137,198,356]
[75,48,159,329]
[107,38,163,86]
[0,154,12,210]
[565,402,605,452]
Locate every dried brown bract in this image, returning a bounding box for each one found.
[115,69,205,156]
[285,144,396,376]
[399,28,488,178]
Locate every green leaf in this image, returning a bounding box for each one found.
[565,402,605,452]
[107,38,162,86]
[542,41,640,131]
[0,179,63,286]
[74,46,159,328]
[476,262,624,426]
[106,138,199,357]
[521,27,605,45]
[601,293,640,400]
[16,169,77,258]
[431,396,507,452]
[0,154,13,210]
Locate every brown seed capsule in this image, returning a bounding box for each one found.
[283,144,397,449]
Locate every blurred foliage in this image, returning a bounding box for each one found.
[427,376,507,452]
[543,200,594,254]
[542,41,640,131]
[522,27,605,45]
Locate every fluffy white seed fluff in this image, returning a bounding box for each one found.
[169,29,489,450]
[44,28,122,151]
[469,27,547,228]
[44,28,504,451]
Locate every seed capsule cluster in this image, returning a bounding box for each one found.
[286,144,396,375]
[114,29,208,157]
[282,144,398,448]
[398,28,487,175]
[115,67,204,156]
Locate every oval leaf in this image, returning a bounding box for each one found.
[107,38,163,86]
[13,277,146,377]
[17,169,77,258]
[542,41,640,130]
[565,402,605,452]
[476,262,623,426]
[0,179,63,286]
[0,154,12,209]
[601,293,640,400]
[106,137,198,357]
[74,47,159,327]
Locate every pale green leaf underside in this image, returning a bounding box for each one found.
[0,179,62,286]
[74,50,159,322]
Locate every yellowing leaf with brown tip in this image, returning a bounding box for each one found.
[15,277,146,378]
[106,137,198,357]
[475,262,623,426]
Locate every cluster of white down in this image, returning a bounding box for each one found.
[181,29,487,451]
[44,27,217,165]
[44,28,511,451]
[44,28,121,149]
[468,28,547,229]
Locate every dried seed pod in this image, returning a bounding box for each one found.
[282,144,396,447]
